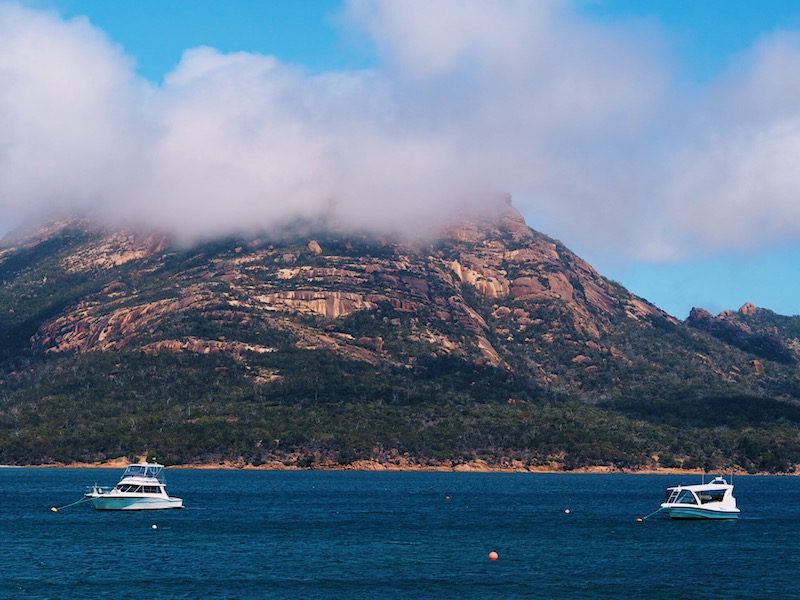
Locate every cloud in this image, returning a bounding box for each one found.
[660,32,800,257]
[1,1,800,260]
[0,5,151,222]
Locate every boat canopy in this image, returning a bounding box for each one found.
[122,464,163,479]
[664,477,733,505]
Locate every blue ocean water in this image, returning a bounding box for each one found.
[2,469,799,599]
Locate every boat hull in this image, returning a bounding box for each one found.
[89,495,183,511]
[663,506,739,520]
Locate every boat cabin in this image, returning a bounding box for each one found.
[663,477,733,506]
[115,484,165,494]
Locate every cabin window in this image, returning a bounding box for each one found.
[674,490,697,505]
[698,489,726,504]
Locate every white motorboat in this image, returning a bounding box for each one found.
[660,476,739,519]
[86,462,183,510]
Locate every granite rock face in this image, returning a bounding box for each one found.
[8,203,683,388]
[1,203,795,402]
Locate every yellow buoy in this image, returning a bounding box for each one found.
[50,507,58,512]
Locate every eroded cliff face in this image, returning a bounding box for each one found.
[8,203,691,394]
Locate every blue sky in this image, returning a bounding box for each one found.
[6,0,800,318]
[36,0,366,78]
[582,0,800,81]
[39,0,800,83]
[581,0,800,317]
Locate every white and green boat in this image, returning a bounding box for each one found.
[660,476,740,519]
[86,462,183,510]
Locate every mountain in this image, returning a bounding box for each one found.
[1,202,799,472]
[687,303,800,366]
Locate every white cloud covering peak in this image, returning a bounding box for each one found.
[0,6,149,217]
[2,1,800,259]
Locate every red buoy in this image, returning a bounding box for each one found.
[488,551,499,561]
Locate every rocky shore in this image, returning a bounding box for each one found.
[12,457,793,476]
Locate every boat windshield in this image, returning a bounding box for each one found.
[665,489,697,505]
[123,465,162,479]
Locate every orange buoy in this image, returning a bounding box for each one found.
[488,551,499,561]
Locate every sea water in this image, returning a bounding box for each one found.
[2,469,799,599]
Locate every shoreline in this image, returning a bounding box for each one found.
[4,458,795,476]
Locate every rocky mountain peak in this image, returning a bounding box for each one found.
[739,302,758,316]
[2,204,677,387]
[441,196,533,243]
[687,302,798,365]
[688,307,713,321]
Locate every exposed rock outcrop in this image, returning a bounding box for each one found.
[739,302,758,316]
[687,306,796,365]
[307,240,323,255]
[141,337,276,358]
[254,291,377,319]
[36,291,212,353]
[14,201,705,393]
[62,232,168,272]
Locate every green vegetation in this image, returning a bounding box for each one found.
[1,345,799,472]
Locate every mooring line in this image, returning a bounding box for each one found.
[51,496,93,512]
[635,506,665,522]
